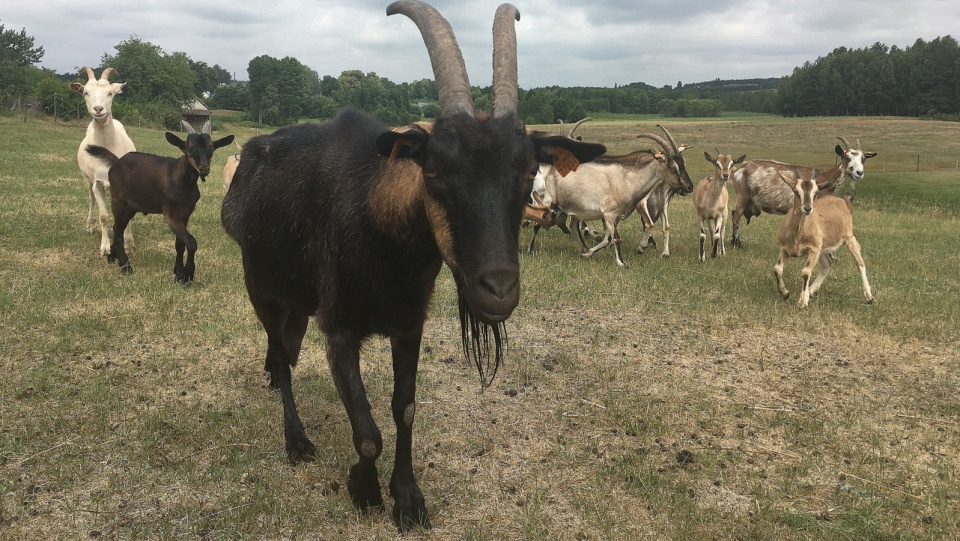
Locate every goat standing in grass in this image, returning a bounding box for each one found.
[220,1,604,531]
[695,150,744,260]
[731,136,876,248]
[86,120,234,283]
[533,126,693,266]
[70,66,136,256]
[773,169,874,307]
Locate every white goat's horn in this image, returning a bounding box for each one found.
[100,67,117,81]
[82,66,96,81]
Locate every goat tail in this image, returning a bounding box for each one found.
[85,145,120,167]
[458,290,506,389]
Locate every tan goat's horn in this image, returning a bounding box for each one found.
[491,3,520,119]
[837,136,852,150]
[388,0,473,116]
[656,124,681,154]
[568,117,592,139]
[636,133,673,154]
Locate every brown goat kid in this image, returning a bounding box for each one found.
[773,169,874,308]
[695,150,745,260]
[86,120,234,283]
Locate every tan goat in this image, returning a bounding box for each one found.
[773,170,874,308]
[695,150,744,260]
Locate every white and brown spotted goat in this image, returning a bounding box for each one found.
[731,136,877,247]
[773,169,874,308]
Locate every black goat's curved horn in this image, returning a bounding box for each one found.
[388,0,473,117]
[181,120,196,134]
[491,3,520,119]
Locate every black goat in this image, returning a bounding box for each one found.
[220,1,605,532]
[87,120,234,283]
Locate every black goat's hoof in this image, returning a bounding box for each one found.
[348,463,384,512]
[285,437,317,464]
[119,264,132,275]
[174,274,193,286]
[106,252,117,263]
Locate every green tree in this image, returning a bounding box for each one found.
[100,37,196,127]
[0,21,45,104]
[247,55,311,125]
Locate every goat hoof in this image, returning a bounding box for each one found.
[106,252,117,263]
[120,264,132,275]
[286,437,318,464]
[348,463,385,512]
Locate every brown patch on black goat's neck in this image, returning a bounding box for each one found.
[368,159,457,271]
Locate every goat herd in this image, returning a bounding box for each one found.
[63,1,875,532]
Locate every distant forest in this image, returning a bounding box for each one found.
[4,19,959,128]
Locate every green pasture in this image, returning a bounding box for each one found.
[0,113,958,540]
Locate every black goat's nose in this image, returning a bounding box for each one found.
[479,269,518,302]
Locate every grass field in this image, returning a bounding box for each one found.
[1,112,958,540]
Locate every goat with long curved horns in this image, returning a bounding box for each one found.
[221,1,605,531]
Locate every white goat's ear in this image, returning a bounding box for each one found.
[111,82,125,95]
[69,82,84,94]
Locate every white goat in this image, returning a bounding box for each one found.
[537,126,694,266]
[695,150,745,260]
[730,136,876,248]
[773,169,874,308]
[70,66,137,256]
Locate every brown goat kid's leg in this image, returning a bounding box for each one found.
[389,334,430,531]
[327,332,385,514]
[798,249,820,307]
[773,249,790,300]
[845,235,875,304]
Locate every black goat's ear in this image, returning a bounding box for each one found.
[213,135,236,149]
[165,132,186,151]
[532,134,606,173]
[376,126,430,165]
[835,144,845,157]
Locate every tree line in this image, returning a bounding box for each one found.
[3,20,958,127]
[777,36,960,117]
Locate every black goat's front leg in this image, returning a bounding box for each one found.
[327,332,385,513]
[167,217,197,284]
[389,334,430,532]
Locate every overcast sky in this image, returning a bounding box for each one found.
[4,0,957,89]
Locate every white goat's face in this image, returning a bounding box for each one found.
[836,144,877,181]
[72,79,125,120]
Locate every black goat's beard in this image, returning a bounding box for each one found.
[457,289,507,388]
